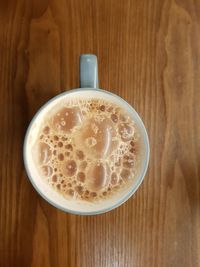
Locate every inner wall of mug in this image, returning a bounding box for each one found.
[24,88,149,214]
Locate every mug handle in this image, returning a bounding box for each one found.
[80,54,99,88]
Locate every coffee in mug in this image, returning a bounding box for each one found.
[24,55,149,214]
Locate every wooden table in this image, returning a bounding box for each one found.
[0,0,199,266]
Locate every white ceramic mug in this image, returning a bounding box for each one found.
[23,54,150,215]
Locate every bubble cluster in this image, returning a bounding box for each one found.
[32,99,141,202]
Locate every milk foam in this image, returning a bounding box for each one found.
[32,98,141,202]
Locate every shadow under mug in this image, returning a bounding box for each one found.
[23,54,150,215]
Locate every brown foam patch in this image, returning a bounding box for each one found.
[74,117,119,159]
[86,162,110,191]
[52,107,83,132]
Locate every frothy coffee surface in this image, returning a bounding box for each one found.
[32,98,141,202]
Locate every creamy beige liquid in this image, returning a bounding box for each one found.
[32,98,141,202]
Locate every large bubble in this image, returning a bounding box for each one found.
[52,107,83,132]
[35,142,52,164]
[74,117,118,159]
[86,162,110,191]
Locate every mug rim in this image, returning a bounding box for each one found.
[23,88,150,215]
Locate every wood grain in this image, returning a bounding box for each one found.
[0,0,200,266]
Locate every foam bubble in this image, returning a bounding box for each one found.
[77,172,85,182]
[79,161,87,170]
[63,160,77,177]
[58,153,64,161]
[41,165,53,177]
[65,144,73,151]
[120,169,131,181]
[56,184,61,190]
[58,142,63,147]
[65,151,70,157]
[111,114,118,123]
[66,189,75,198]
[111,172,119,185]
[38,143,52,164]
[90,192,97,197]
[52,175,57,182]
[85,137,97,147]
[107,106,113,113]
[75,185,84,195]
[76,150,84,160]
[43,126,50,134]
[54,135,59,141]
[86,162,110,191]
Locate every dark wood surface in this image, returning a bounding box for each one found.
[0,0,200,266]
